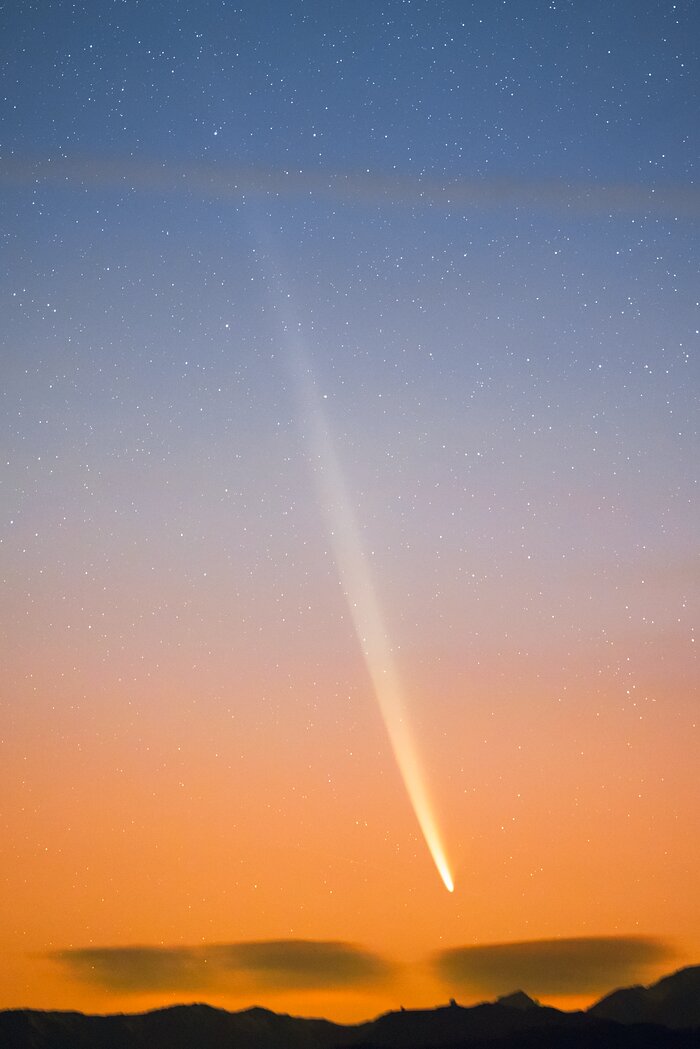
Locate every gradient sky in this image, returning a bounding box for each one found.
[1,0,698,1024]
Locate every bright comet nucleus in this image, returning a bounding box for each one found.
[297,362,454,894]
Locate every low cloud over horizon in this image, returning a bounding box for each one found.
[434,936,673,998]
[51,934,675,1001]
[52,940,392,994]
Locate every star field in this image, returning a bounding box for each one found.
[1,0,698,1024]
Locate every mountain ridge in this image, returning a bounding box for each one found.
[1,964,698,1049]
[589,965,700,1030]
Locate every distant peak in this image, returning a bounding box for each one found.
[497,990,541,1010]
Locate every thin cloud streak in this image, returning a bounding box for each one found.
[2,154,700,217]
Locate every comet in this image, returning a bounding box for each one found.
[297,365,454,894]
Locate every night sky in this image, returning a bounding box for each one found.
[1,0,698,1024]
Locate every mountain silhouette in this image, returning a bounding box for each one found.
[589,965,700,1030]
[1,965,698,1049]
[496,991,541,1011]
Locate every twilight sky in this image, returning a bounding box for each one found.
[1,0,698,1024]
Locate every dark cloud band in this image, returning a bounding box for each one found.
[52,934,673,999]
[210,940,390,989]
[52,940,391,994]
[434,936,672,997]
